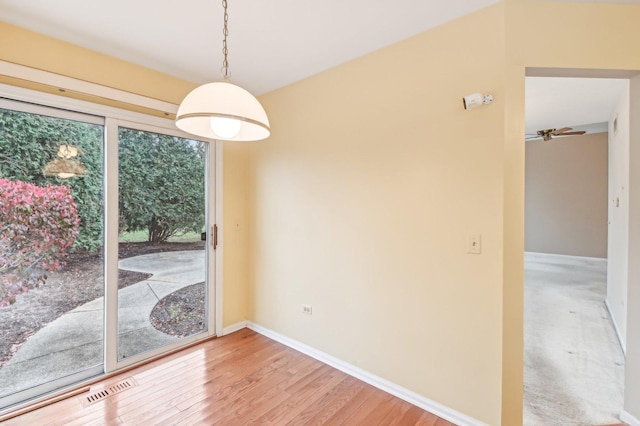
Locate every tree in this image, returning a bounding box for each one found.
[0,108,206,248]
[118,128,205,243]
[0,108,104,251]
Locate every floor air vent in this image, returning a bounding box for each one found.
[81,377,137,407]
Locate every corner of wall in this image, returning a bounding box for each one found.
[222,142,251,327]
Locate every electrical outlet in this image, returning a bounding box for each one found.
[302,304,312,315]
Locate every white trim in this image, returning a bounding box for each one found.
[222,321,248,336]
[0,97,104,125]
[524,251,607,263]
[0,83,180,132]
[104,118,119,374]
[622,410,640,426]
[206,134,216,338]
[0,61,177,115]
[115,332,208,370]
[214,142,224,337]
[0,366,102,411]
[605,299,627,355]
[245,322,487,426]
[204,132,219,336]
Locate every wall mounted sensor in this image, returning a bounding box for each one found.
[463,93,494,110]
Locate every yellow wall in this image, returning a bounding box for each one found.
[222,143,250,326]
[0,22,192,103]
[249,5,506,424]
[250,1,640,424]
[502,4,524,422]
[0,20,251,331]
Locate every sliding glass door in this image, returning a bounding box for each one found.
[116,125,209,362]
[0,90,217,410]
[0,99,105,408]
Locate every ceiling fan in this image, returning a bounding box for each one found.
[526,127,586,141]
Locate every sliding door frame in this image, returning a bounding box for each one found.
[105,119,217,371]
[0,97,106,410]
[0,82,224,406]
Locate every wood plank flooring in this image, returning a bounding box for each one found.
[3,329,454,425]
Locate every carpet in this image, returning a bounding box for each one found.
[524,253,625,426]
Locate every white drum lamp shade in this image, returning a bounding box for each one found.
[175,81,270,141]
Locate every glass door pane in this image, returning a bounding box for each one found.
[0,103,104,409]
[117,127,207,361]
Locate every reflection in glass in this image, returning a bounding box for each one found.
[117,127,207,360]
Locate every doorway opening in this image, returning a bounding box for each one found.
[523,72,629,425]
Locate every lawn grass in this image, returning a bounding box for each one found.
[118,230,148,243]
[119,230,201,243]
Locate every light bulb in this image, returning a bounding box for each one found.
[210,117,242,139]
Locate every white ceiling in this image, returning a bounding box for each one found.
[0,0,499,96]
[525,77,628,136]
[0,0,636,133]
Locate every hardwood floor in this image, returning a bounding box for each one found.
[3,329,454,425]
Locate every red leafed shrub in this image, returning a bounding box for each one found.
[0,178,80,307]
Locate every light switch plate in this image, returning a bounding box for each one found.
[467,234,481,254]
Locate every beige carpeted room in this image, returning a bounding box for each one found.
[524,76,630,425]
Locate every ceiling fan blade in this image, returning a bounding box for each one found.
[557,131,586,136]
[525,136,541,140]
[551,127,572,135]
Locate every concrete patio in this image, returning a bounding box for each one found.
[0,250,205,397]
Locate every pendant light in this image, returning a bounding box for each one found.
[176,0,270,141]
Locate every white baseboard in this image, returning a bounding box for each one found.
[222,321,248,336]
[622,410,640,426]
[525,251,607,263]
[246,322,486,426]
[604,299,627,355]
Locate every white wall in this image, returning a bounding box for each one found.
[607,81,630,353]
[624,74,640,422]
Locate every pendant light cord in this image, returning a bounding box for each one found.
[221,0,231,80]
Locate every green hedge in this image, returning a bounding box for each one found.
[0,109,206,249]
[0,108,103,251]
